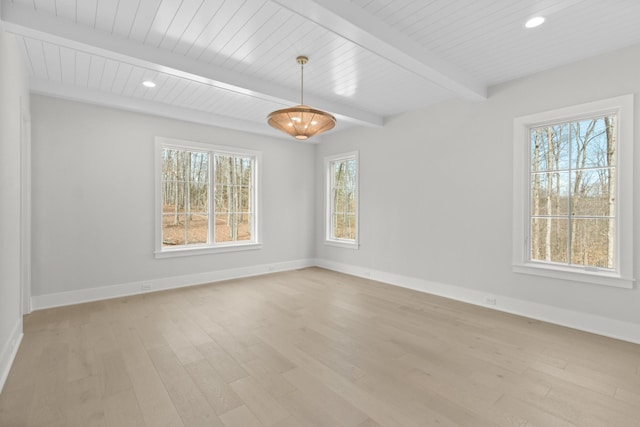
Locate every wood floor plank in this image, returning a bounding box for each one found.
[282,367,369,426]
[26,372,67,426]
[613,386,640,406]
[527,360,617,396]
[102,389,146,427]
[26,342,69,426]
[257,328,418,427]
[210,326,259,365]
[0,384,33,426]
[99,350,134,397]
[493,394,577,427]
[133,315,169,351]
[67,327,99,383]
[171,312,215,348]
[293,327,367,381]
[277,389,348,427]
[1,267,638,427]
[114,325,185,427]
[530,378,640,426]
[248,340,297,373]
[197,341,249,384]
[184,358,244,416]
[241,357,297,399]
[124,357,185,427]
[158,319,206,366]
[564,359,640,394]
[270,415,315,427]
[230,375,289,426]
[357,419,384,427]
[81,320,117,355]
[219,405,264,427]
[65,376,105,427]
[147,345,224,427]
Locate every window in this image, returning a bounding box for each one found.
[325,152,359,248]
[513,95,634,288]
[155,137,259,257]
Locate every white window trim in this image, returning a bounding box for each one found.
[325,151,359,249]
[513,95,634,289]
[154,137,261,258]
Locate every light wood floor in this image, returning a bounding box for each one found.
[1,267,639,426]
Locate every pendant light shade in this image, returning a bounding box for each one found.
[267,56,336,140]
[267,105,336,140]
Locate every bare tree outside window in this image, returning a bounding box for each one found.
[162,149,209,246]
[329,155,358,241]
[161,146,255,248]
[529,115,616,269]
[214,154,253,243]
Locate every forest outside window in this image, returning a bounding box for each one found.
[155,138,259,257]
[512,95,634,288]
[325,152,359,248]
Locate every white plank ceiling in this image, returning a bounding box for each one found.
[2,0,640,140]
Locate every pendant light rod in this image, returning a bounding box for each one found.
[297,56,307,105]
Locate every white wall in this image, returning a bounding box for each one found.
[0,25,29,391]
[30,95,316,303]
[26,43,640,342]
[316,43,640,338]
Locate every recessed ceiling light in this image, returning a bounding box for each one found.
[142,80,156,88]
[525,16,545,28]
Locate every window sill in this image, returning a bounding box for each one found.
[324,239,359,250]
[513,262,634,289]
[155,242,262,258]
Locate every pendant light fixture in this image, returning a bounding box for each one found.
[267,56,336,140]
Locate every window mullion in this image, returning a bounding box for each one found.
[210,152,215,245]
[567,123,573,266]
[183,181,188,246]
[330,165,336,239]
[342,185,348,237]
[231,156,236,242]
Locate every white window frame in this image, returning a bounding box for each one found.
[513,95,634,289]
[155,137,261,258]
[325,151,359,249]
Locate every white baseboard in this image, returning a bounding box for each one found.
[315,258,640,345]
[0,317,23,394]
[28,257,640,344]
[31,258,315,310]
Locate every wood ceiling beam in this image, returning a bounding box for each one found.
[1,2,383,128]
[29,78,293,139]
[272,0,487,102]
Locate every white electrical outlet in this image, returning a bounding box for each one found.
[269,265,276,272]
[141,283,152,291]
[484,297,497,306]
[363,271,371,278]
